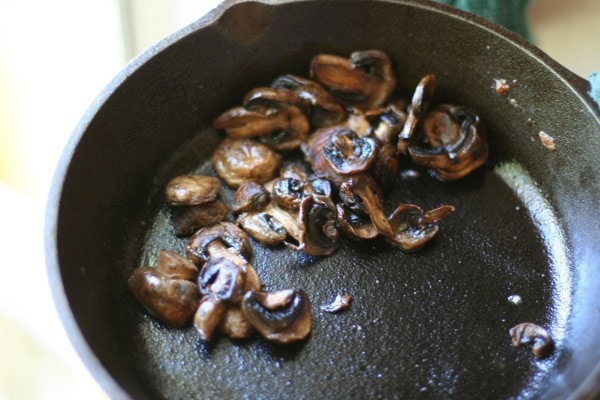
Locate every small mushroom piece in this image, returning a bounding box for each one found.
[366,100,407,144]
[272,177,313,211]
[237,203,301,246]
[212,138,282,189]
[241,289,312,344]
[171,200,230,236]
[310,50,396,110]
[155,249,198,281]
[397,74,436,153]
[289,195,340,256]
[128,267,201,327]
[165,175,221,206]
[301,127,347,187]
[271,74,347,127]
[320,294,352,313]
[243,86,308,113]
[336,204,378,240]
[231,182,271,214]
[386,203,455,252]
[198,256,247,303]
[370,142,400,192]
[186,222,253,265]
[408,104,489,181]
[509,322,554,358]
[194,295,227,341]
[219,306,254,340]
[323,128,378,175]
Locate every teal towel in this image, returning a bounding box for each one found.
[589,73,600,109]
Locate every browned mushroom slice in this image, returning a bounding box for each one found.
[336,203,378,240]
[301,127,347,187]
[231,181,271,214]
[310,50,396,110]
[165,175,221,206]
[408,104,489,181]
[186,222,253,265]
[339,174,394,237]
[237,203,300,246]
[241,289,312,344]
[155,249,198,281]
[171,200,230,236]
[397,74,436,153]
[128,267,201,327]
[212,138,282,188]
[256,104,310,151]
[243,86,308,114]
[366,100,407,144]
[213,105,287,139]
[323,128,378,176]
[509,322,554,358]
[272,177,313,211]
[197,256,247,303]
[289,195,339,256]
[219,306,254,340]
[194,295,227,341]
[271,74,347,127]
[370,142,400,192]
[309,176,332,198]
[386,204,455,252]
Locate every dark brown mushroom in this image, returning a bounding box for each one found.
[237,203,300,246]
[243,86,308,114]
[366,100,407,144]
[408,104,489,181]
[336,204,378,240]
[241,289,312,344]
[186,222,253,265]
[386,203,455,252]
[323,128,379,176]
[197,256,247,303]
[310,50,396,110]
[301,127,347,187]
[397,74,436,153]
[370,142,400,192]
[289,195,340,256]
[272,177,314,211]
[509,322,554,358]
[231,181,271,214]
[155,249,198,281]
[218,306,254,340]
[128,267,201,327]
[271,74,347,127]
[171,200,229,236]
[194,295,226,341]
[212,138,282,188]
[165,175,221,206]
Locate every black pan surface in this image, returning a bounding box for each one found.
[46,1,600,399]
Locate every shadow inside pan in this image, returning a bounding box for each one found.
[112,128,570,400]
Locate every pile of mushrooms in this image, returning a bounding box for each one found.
[128,49,493,347]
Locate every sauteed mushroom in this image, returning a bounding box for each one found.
[366,100,407,144]
[336,204,378,240]
[194,295,226,341]
[408,104,488,181]
[212,138,282,188]
[509,322,554,359]
[397,74,436,153]
[165,175,221,206]
[231,181,271,214]
[241,289,312,344]
[323,128,379,175]
[186,222,253,265]
[171,200,229,236]
[219,306,254,340]
[272,177,314,211]
[155,249,198,281]
[197,256,247,303]
[290,194,340,256]
[310,49,396,109]
[237,203,301,246]
[386,203,455,252]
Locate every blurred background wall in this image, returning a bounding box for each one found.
[0,0,597,398]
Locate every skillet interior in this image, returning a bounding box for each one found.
[47,0,600,399]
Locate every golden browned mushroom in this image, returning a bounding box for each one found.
[310,50,396,110]
[170,200,229,236]
[237,203,300,246]
[370,142,400,192]
[397,74,436,153]
[165,175,221,206]
[385,203,455,252]
[408,104,489,181]
[185,222,253,265]
[128,267,201,327]
[218,306,254,340]
[194,295,227,341]
[212,138,282,188]
[366,100,407,144]
[272,177,314,211]
[289,194,340,256]
[509,322,554,359]
[335,204,378,240]
[241,289,312,344]
[197,256,248,303]
[323,128,379,176]
[231,181,272,214]
[155,249,198,281]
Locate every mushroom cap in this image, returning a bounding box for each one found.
[197,256,247,303]
[237,211,288,245]
[165,175,221,206]
[322,128,379,176]
[186,222,253,265]
[293,194,340,256]
[232,182,271,214]
[155,249,198,281]
[336,203,379,240]
[385,204,454,252]
[170,200,230,236]
[194,295,227,341]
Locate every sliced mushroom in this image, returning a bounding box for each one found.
[219,306,254,340]
[186,222,253,265]
[323,128,378,176]
[231,181,271,214]
[197,256,247,303]
[272,177,313,211]
[370,142,400,192]
[301,126,347,187]
[408,104,489,181]
[212,138,282,188]
[241,289,312,344]
[237,203,300,246]
[171,200,229,236]
[397,74,436,153]
[386,203,455,252]
[271,74,346,127]
[243,86,308,114]
[128,267,201,327]
[366,100,407,144]
[336,203,378,240]
[194,295,227,341]
[289,195,340,256]
[155,249,198,281]
[310,50,396,110]
[165,175,221,206]
[509,322,554,358]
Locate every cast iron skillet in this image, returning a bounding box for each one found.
[45,0,600,399]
